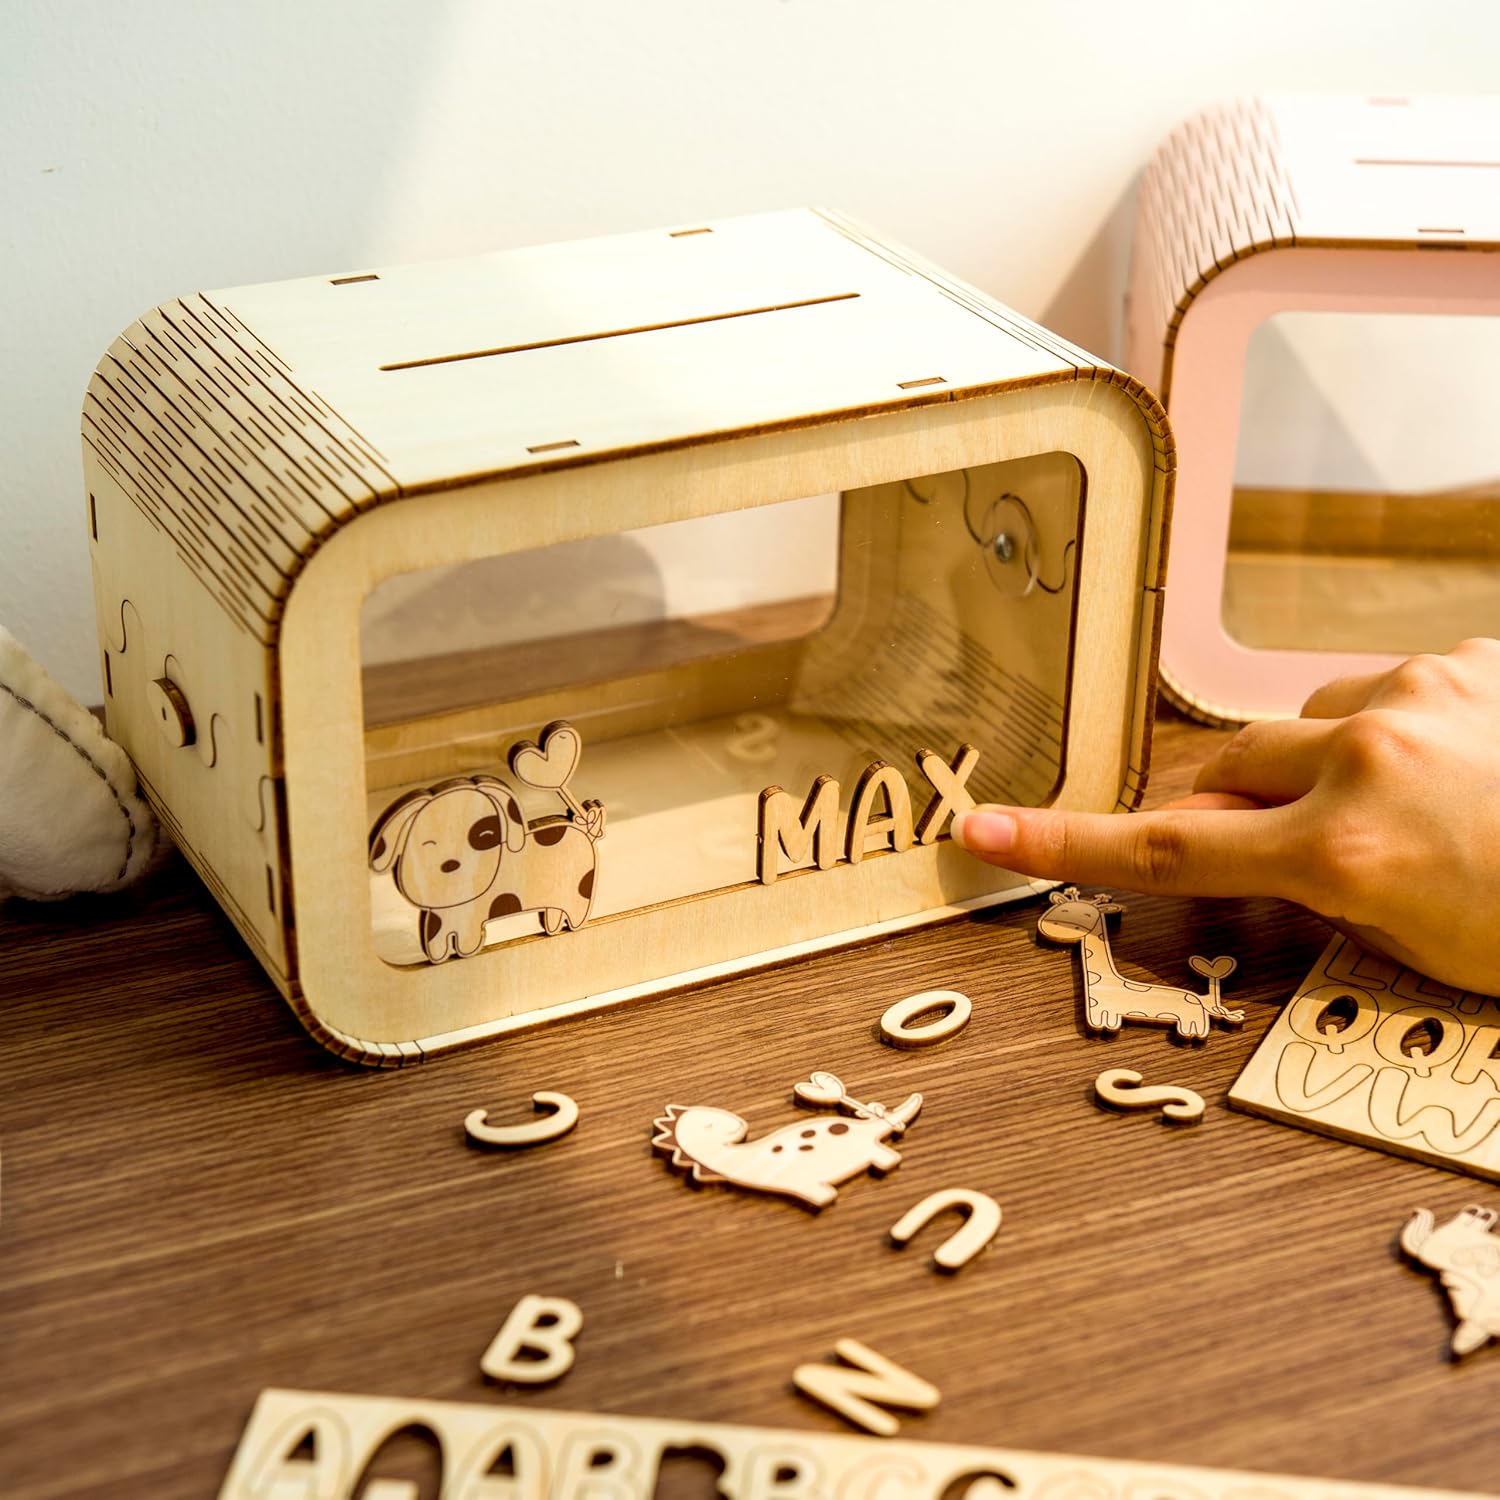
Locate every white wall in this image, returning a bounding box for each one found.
[5,0,1499,701]
[1236,312,1500,493]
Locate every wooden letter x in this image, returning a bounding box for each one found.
[915,745,979,844]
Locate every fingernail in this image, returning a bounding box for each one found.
[951,809,1017,855]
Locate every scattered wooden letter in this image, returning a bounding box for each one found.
[1400,1205,1500,1358]
[480,1294,584,1384]
[879,990,972,1049]
[1093,1068,1205,1124]
[653,1071,921,1210]
[465,1091,580,1148]
[889,1189,1002,1271]
[792,1338,940,1437]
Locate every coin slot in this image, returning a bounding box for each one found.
[1357,158,1500,170]
[331,273,380,285]
[379,293,860,371]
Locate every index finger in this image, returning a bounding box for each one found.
[1301,670,1386,719]
[950,802,1306,901]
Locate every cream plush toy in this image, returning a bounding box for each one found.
[0,625,155,900]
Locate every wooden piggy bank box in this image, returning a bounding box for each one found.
[83,209,1170,1063]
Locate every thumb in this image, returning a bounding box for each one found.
[950,802,1302,900]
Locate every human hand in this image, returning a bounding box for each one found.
[951,638,1500,993]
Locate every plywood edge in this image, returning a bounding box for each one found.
[1128,97,1301,405]
[1131,96,1500,406]
[1224,1076,1500,1184]
[281,978,428,1067]
[83,293,401,645]
[1156,662,1263,729]
[285,876,1060,1068]
[137,770,294,993]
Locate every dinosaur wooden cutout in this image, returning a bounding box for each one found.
[652,1070,922,1210]
[1401,1204,1500,1358]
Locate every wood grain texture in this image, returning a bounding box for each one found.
[3,711,1497,1498]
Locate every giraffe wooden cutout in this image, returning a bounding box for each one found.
[1037,887,1241,1041]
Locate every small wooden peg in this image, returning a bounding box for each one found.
[879,990,972,1049]
[889,1189,1002,1271]
[1093,1068,1205,1123]
[147,676,195,747]
[465,1091,579,1148]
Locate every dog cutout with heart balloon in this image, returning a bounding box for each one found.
[369,721,605,963]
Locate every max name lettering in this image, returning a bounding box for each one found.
[758,745,978,884]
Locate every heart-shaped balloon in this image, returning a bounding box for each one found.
[510,721,582,791]
[1188,954,1237,981]
[793,1071,846,1108]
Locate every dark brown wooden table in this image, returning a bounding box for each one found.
[3,710,1495,1498]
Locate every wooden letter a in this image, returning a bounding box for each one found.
[846,762,913,864]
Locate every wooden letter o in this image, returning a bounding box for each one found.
[879,990,972,1049]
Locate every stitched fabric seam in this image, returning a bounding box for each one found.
[1,679,137,882]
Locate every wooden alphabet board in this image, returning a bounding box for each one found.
[217,1388,1480,1498]
[1229,937,1500,1177]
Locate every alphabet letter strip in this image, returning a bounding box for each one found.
[1229,936,1500,1178]
[218,1388,1479,1499]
